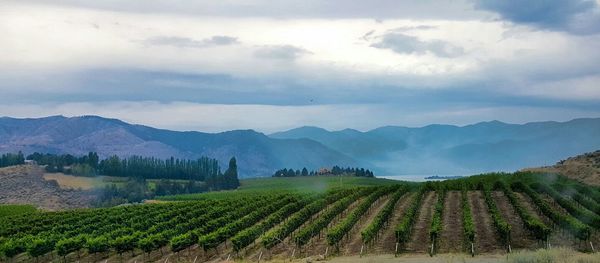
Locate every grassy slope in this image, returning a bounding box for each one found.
[157,176,401,200]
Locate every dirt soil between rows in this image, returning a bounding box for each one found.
[468,191,503,254]
[339,195,390,255]
[491,191,539,250]
[373,192,414,254]
[405,191,436,253]
[439,191,464,253]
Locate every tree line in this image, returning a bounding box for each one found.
[24,152,240,202]
[0,152,25,168]
[26,152,225,181]
[272,165,374,178]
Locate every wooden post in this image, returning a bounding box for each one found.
[258,251,263,263]
[192,256,198,263]
[430,237,435,257]
[291,248,295,258]
[395,242,399,256]
[324,247,328,257]
[590,241,595,253]
[360,244,364,257]
[471,242,474,257]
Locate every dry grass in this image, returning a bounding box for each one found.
[507,247,600,263]
[42,173,126,190]
[523,150,600,186]
[250,250,599,263]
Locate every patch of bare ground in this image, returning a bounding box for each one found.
[405,191,436,253]
[468,191,503,254]
[0,165,95,210]
[491,191,538,250]
[372,192,414,254]
[339,195,390,256]
[439,191,463,254]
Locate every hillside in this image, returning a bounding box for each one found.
[524,150,600,186]
[0,116,356,177]
[272,118,600,175]
[0,165,94,210]
[2,116,600,178]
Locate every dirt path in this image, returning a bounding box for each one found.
[439,191,463,253]
[405,191,436,253]
[468,191,503,254]
[492,191,538,250]
[340,195,390,255]
[373,192,414,254]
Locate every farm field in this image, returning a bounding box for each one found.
[43,173,125,190]
[2,172,600,262]
[0,205,37,218]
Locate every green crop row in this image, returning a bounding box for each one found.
[326,186,395,246]
[512,182,590,240]
[361,186,406,244]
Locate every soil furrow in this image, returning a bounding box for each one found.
[439,191,463,253]
[468,191,502,254]
[373,192,414,254]
[405,191,436,253]
[341,195,390,255]
[492,191,538,250]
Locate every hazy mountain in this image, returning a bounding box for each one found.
[0,116,356,178]
[2,116,599,178]
[271,118,600,175]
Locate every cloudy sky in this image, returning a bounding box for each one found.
[1,0,600,133]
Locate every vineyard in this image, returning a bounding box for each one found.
[2,172,600,262]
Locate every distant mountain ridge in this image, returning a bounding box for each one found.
[1,116,599,177]
[271,118,600,175]
[0,116,356,178]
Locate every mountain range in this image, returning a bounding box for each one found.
[1,115,599,178]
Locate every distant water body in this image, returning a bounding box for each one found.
[379,174,468,182]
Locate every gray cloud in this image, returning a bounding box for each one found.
[254,45,311,60]
[371,33,464,58]
[25,0,485,20]
[143,35,238,48]
[474,0,600,34]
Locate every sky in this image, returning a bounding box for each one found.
[1,0,600,133]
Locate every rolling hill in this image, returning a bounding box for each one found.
[1,116,599,177]
[0,116,356,177]
[524,150,600,186]
[271,118,600,176]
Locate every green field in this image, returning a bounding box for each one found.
[156,175,403,201]
[3,172,600,263]
[0,205,37,218]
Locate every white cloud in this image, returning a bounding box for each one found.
[0,1,599,131]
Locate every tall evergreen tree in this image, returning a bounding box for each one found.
[223,157,240,189]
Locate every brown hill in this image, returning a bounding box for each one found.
[0,165,95,210]
[523,150,600,186]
